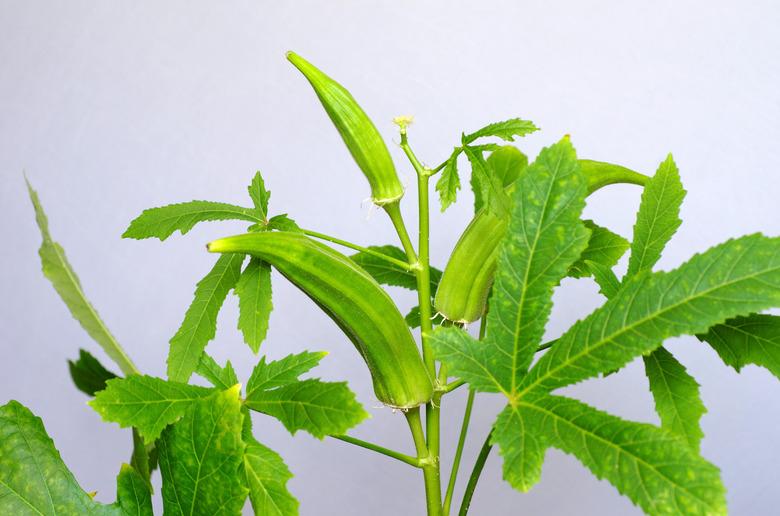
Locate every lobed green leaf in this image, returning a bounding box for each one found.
[463,118,539,144]
[243,425,299,516]
[493,395,725,515]
[235,258,273,354]
[568,221,630,278]
[167,253,244,383]
[626,154,686,278]
[27,180,138,376]
[644,347,706,451]
[122,200,262,241]
[700,313,780,379]
[90,375,213,443]
[349,245,441,292]
[196,352,239,389]
[435,151,460,212]
[68,349,118,397]
[158,386,248,516]
[519,233,780,396]
[0,400,152,515]
[248,172,271,219]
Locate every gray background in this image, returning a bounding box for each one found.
[1,1,779,514]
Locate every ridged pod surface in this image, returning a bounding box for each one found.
[287,51,404,205]
[434,159,649,323]
[208,232,432,408]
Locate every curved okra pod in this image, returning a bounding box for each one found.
[208,231,433,409]
[287,51,404,206]
[434,159,649,323]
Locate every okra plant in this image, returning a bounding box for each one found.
[6,51,780,516]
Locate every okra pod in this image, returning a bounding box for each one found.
[287,51,404,205]
[434,159,649,323]
[208,231,433,408]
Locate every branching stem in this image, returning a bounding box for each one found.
[330,434,421,468]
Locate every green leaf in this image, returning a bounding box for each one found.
[568,221,629,278]
[435,150,460,212]
[158,386,248,516]
[493,395,725,515]
[113,464,154,516]
[519,233,780,396]
[243,427,299,516]
[349,245,442,291]
[196,352,239,389]
[235,258,273,353]
[249,171,271,219]
[644,347,706,451]
[246,352,327,395]
[700,313,780,379]
[122,200,262,241]
[430,327,502,392]
[0,400,152,515]
[463,118,539,144]
[483,137,590,392]
[167,253,245,383]
[404,305,444,329]
[268,214,303,232]
[584,259,621,299]
[486,145,528,188]
[26,180,138,376]
[90,375,213,442]
[246,380,368,439]
[465,145,509,215]
[626,154,686,277]
[129,429,156,489]
[244,352,366,438]
[68,349,118,397]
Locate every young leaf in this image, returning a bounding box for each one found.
[130,428,156,488]
[196,352,240,389]
[249,171,271,218]
[435,150,460,212]
[464,145,509,215]
[243,427,299,516]
[26,180,139,375]
[158,386,248,516]
[463,118,539,144]
[626,154,686,277]
[349,245,442,291]
[235,258,273,353]
[167,253,244,383]
[245,379,368,439]
[246,351,328,395]
[486,145,528,187]
[518,233,780,396]
[568,221,629,278]
[493,395,725,515]
[584,259,621,299]
[68,348,118,396]
[0,400,152,515]
[90,375,213,442]
[483,137,590,391]
[644,347,706,451]
[268,214,303,232]
[700,314,780,379]
[122,201,262,241]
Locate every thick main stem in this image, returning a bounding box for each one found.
[406,408,442,516]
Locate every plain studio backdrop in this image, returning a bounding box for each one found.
[1,2,779,515]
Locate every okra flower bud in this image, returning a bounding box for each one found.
[434,159,649,323]
[208,231,433,409]
[287,51,404,206]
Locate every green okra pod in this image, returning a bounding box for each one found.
[287,51,404,206]
[208,231,433,409]
[434,159,649,323]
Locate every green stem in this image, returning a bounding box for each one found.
[458,430,493,516]
[406,408,442,516]
[442,388,475,515]
[303,229,411,270]
[443,379,466,393]
[330,435,421,468]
